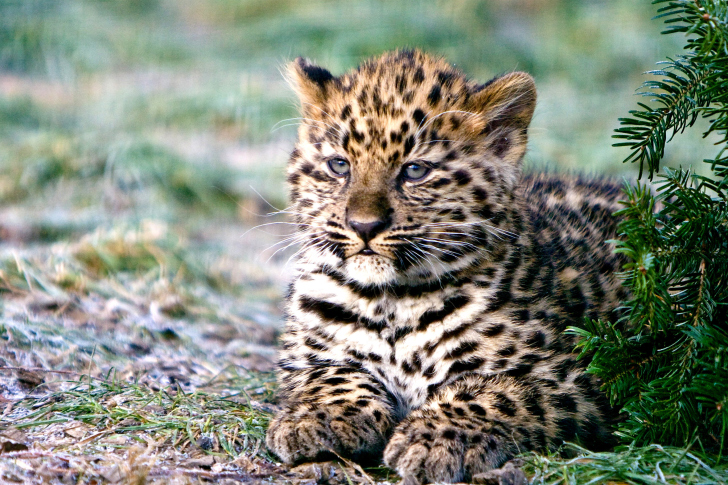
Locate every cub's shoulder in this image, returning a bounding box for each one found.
[518,173,624,246]
[521,173,622,204]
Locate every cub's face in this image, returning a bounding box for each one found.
[286,51,536,287]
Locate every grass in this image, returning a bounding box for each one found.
[522,443,728,485]
[10,375,272,455]
[1,0,728,483]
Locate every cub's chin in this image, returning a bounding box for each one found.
[343,253,398,287]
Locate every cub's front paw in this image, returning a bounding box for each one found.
[383,413,510,484]
[266,406,388,464]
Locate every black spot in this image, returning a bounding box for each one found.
[492,135,511,157]
[447,341,479,359]
[451,209,466,221]
[511,309,530,323]
[307,368,326,382]
[504,363,533,378]
[316,412,326,420]
[432,178,452,189]
[390,326,414,344]
[455,391,474,401]
[304,336,327,351]
[552,393,578,413]
[357,89,368,106]
[427,85,442,106]
[346,349,367,360]
[497,345,516,357]
[485,289,511,312]
[300,162,314,175]
[469,404,487,416]
[299,296,385,332]
[521,353,543,364]
[401,360,415,375]
[396,74,407,94]
[470,189,487,204]
[523,389,545,421]
[526,331,546,349]
[403,135,415,157]
[448,357,485,374]
[373,410,382,421]
[287,172,300,185]
[557,417,578,441]
[441,321,473,342]
[413,67,425,85]
[418,294,470,330]
[442,151,457,162]
[441,428,457,440]
[482,323,505,337]
[477,204,494,220]
[491,211,506,225]
[358,383,381,395]
[493,393,517,417]
[453,170,472,186]
[533,429,547,448]
[323,377,347,386]
[437,71,455,87]
[554,358,577,382]
[340,105,352,120]
[400,120,410,134]
[412,108,425,125]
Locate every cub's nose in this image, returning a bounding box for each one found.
[348,218,389,244]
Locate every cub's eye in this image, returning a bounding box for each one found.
[402,162,431,181]
[327,158,350,176]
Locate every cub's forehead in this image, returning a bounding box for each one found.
[333,52,472,115]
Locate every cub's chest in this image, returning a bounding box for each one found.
[292,275,508,410]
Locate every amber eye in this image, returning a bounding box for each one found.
[327,158,350,176]
[402,162,431,181]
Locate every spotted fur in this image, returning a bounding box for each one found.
[266,50,627,483]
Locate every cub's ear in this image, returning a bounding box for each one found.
[287,57,336,106]
[467,72,536,130]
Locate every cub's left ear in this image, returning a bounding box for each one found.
[467,72,536,130]
[287,57,337,106]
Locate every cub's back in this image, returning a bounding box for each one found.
[520,173,628,323]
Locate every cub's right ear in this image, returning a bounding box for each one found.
[287,57,336,106]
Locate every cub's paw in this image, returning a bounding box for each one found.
[266,406,388,464]
[383,413,511,484]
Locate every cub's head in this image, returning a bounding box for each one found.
[286,50,535,287]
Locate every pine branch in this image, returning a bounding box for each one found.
[613,59,713,179]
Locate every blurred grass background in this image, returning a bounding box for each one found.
[0,0,719,238]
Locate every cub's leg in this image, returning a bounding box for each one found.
[266,365,395,464]
[384,373,612,484]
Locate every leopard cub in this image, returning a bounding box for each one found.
[266,50,625,484]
